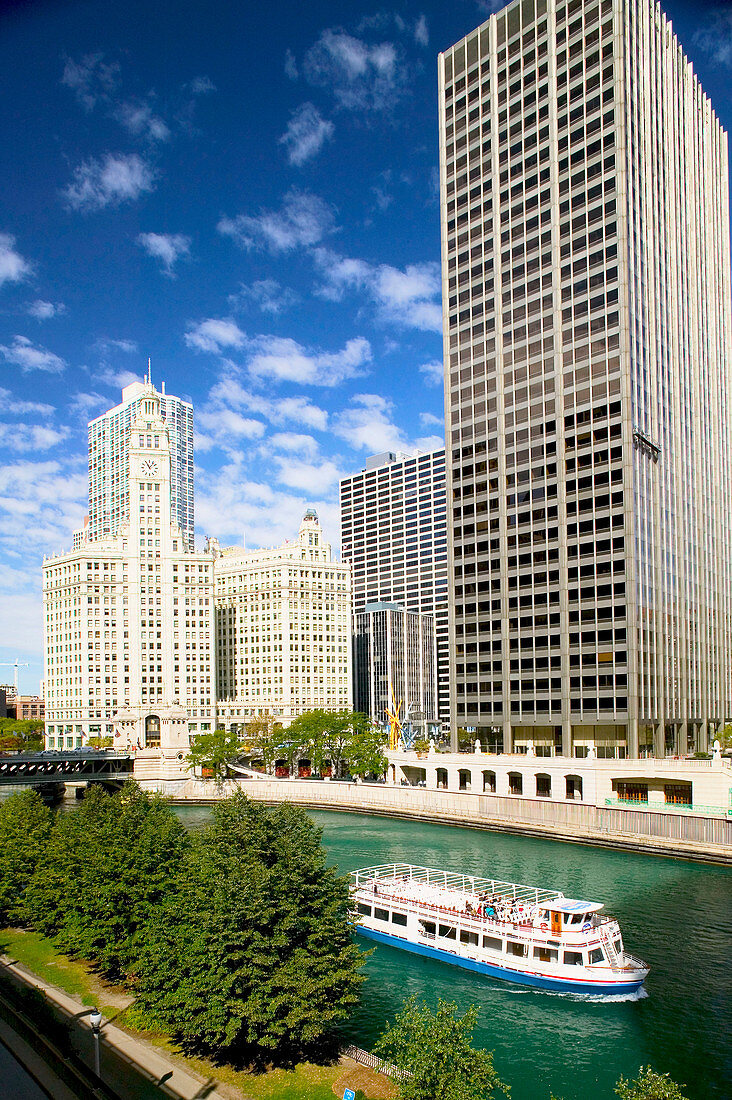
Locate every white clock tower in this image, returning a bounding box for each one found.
[44,377,215,769]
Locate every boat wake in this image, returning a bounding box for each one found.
[501,985,649,1004]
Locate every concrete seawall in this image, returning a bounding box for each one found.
[147,777,732,865]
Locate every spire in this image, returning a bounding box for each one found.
[147,357,152,386]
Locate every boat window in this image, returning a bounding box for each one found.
[508,941,528,957]
[420,920,436,935]
[374,907,389,922]
[613,938,622,954]
[483,935,503,952]
[392,912,408,927]
[439,924,457,940]
[564,951,583,966]
[460,930,479,946]
[357,903,372,916]
[569,914,584,925]
[589,948,604,964]
[533,947,558,963]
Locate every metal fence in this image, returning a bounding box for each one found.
[342,1044,407,1079]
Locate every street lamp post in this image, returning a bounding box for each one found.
[89,1007,102,1078]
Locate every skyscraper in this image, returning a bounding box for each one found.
[85,377,194,549]
[212,510,352,729]
[354,602,437,739]
[340,450,449,726]
[439,0,732,758]
[44,383,215,750]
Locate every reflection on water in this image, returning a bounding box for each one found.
[172,804,730,1100]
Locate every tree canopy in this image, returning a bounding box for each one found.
[186,728,246,778]
[615,1067,689,1100]
[374,996,510,1100]
[26,783,188,981]
[131,791,364,1064]
[0,789,52,925]
[244,712,285,771]
[0,717,44,752]
[286,709,378,778]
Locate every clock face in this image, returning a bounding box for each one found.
[141,459,159,476]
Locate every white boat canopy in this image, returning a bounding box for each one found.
[545,899,604,914]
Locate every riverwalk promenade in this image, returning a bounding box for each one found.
[146,774,732,864]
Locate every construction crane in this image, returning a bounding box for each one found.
[0,660,30,694]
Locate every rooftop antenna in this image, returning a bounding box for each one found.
[147,357,152,386]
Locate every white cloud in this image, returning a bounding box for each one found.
[0,336,66,374]
[206,373,329,429]
[94,337,138,355]
[279,103,335,166]
[228,279,298,315]
[184,318,246,354]
[63,153,156,212]
[61,53,120,111]
[0,423,67,452]
[197,407,265,441]
[196,460,340,551]
[189,75,216,95]
[247,335,370,387]
[269,432,319,457]
[693,12,732,66]
[116,100,170,142]
[0,458,88,606]
[0,387,54,416]
[27,299,65,320]
[333,393,410,453]
[218,189,335,253]
[419,411,443,428]
[315,249,442,332]
[414,15,429,46]
[284,50,299,80]
[477,0,508,12]
[94,366,141,389]
[303,29,404,112]
[274,396,329,430]
[68,391,109,417]
[419,359,444,386]
[274,455,341,494]
[0,234,32,288]
[137,232,191,275]
[415,433,445,452]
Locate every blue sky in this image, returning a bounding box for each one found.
[1,0,730,693]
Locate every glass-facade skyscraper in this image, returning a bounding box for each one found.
[440,0,732,757]
[85,378,194,550]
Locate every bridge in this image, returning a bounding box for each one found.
[0,750,134,787]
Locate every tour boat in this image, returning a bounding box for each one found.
[350,863,649,995]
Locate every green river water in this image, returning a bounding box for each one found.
[176,804,732,1100]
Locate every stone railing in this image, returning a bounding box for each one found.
[164,777,732,854]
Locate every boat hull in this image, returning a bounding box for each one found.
[355,924,646,996]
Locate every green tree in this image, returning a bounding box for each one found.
[131,791,364,1065]
[244,712,285,772]
[373,996,509,1100]
[286,709,372,778]
[0,789,53,925]
[0,718,44,752]
[343,722,388,779]
[615,1066,689,1100]
[186,727,245,779]
[87,735,114,749]
[26,782,188,981]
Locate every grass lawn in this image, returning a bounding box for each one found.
[0,927,126,1017]
[0,927,396,1100]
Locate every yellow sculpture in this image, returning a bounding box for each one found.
[386,685,403,751]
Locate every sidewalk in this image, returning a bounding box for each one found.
[0,954,236,1099]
